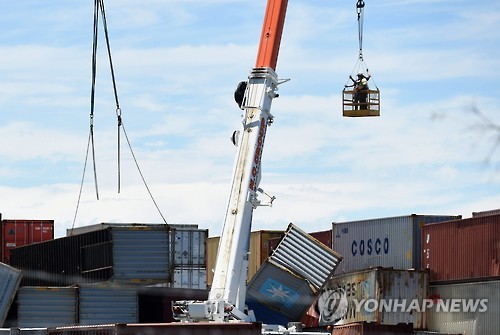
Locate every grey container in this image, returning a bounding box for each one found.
[17,287,78,327]
[427,280,500,335]
[332,214,461,273]
[111,227,170,283]
[318,267,429,329]
[171,227,207,267]
[78,284,138,325]
[0,262,22,327]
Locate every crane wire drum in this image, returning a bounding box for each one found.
[342,0,380,117]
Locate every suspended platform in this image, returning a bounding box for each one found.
[342,88,380,117]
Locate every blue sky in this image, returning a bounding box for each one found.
[1,0,499,238]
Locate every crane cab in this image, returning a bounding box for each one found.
[342,87,380,117]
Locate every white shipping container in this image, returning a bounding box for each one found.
[317,267,429,329]
[172,267,207,289]
[0,262,21,327]
[172,228,207,267]
[332,214,460,273]
[428,281,500,335]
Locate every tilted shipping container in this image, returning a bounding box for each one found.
[0,262,22,327]
[333,214,461,274]
[422,214,500,283]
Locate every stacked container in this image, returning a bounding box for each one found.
[1,219,54,264]
[171,225,208,289]
[421,212,500,335]
[422,214,500,283]
[332,214,461,274]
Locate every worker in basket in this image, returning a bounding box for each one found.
[346,71,371,110]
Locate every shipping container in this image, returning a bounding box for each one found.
[206,230,285,285]
[172,267,207,289]
[45,322,262,335]
[427,280,500,335]
[246,224,342,325]
[246,261,317,325]
[10,226,173,286]
[66,222,169,236]
[309,229,333,249]
[171,227,207,267]
[17,287,78,328]
[422,214,500,283]
[332,322,414,335]
[269,224,342,292]
[333,214,461,274]
[0,263,22,327]
[317,267,429,329]
[78,284,138,325]
[472,208,500,217]
[1,220,54,264]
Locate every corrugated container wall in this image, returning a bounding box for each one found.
[111,227,170,283]
[78,285,138,325]
[171,227,207,267]
[309,229,333,249]
[317,268,429,329]
[206,230,284,286]
[1,219,54,264]
[333,214,461,274]
[17,287,78,328]
[422,214,500,283]
[0,262,22,327]
[10,229,112,286]
[428,281,500,335]
[172,267,207,289]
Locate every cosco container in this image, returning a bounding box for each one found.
[332,322,413,335]
[0,262,22,327]
[428,280,500,335]
[1,219,54,264]
[45,322,262,335]
[17,287,78,327]
[79,284,138,325]
[10,225,171,286]
[422,214,500,283]
[333,214,461,274]
[171,227,207,267]
[206,230,284,285]
[172,267,207,289]
[317,267,429,329]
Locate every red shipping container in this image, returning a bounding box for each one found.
[1,219,54,264]
[422,214,500,283]
[310,229,332,249]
